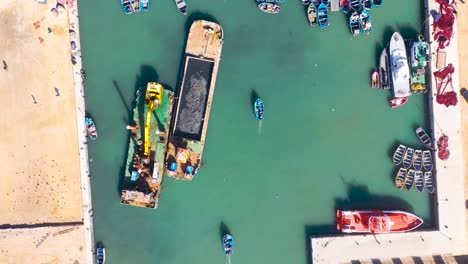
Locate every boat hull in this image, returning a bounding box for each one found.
[317,3,329,28]
[254,98,264,120]
[379,48,390,89]
[389,32,411,98]
[337,210,423,233]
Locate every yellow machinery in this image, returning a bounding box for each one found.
[144,82,164,156]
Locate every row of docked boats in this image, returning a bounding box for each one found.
[395,167,434,193]
[121,0,149,14]
[258,2,281,14]
[307,2,329,27]
[341,0,382,13]
[393,146,433,172]
[372,32,429,108]
[348,10,371,35]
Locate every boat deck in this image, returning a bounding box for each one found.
[121,89,174,208]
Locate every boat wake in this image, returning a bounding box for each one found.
[226,255,231,264]
[258,120,262,135]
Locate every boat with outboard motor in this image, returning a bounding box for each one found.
[307,3,318,26]
[416,127,433,149]
[395,167,407,189]
[254,98,264,120]
[317,3,329,28]
[389,97,408,108]
[121,0,133,14]
[349,11,360,36]
[223,234,233,255]
[359,10,372,34]
[336,210,424,233]
[175,0,187,15]
[389,32,411,100]
[97,248,106,264]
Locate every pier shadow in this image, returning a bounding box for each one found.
[219,222,232,241]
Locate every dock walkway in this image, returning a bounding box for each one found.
[310,0,466,262]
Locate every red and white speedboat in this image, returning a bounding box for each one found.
[336,210,423,234]
[389,97,408,108]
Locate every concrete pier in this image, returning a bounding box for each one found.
[310,0,466,262]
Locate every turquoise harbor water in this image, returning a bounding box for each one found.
[79,1,430,263]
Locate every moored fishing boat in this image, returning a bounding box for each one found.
[416,127,433,149]
[121,0,133,14]
[404,169,415,191]
[97,248,106,264]
[120,83,175,209]
[85,117,97,140]
[412,150,423,171]
[389,32,411,98]
[372,0,382,6]
[371,70,380,88]
[223,234,233,255]
[166,20,224,181]
[130,0,141,12]
[422,150,433,171]
[140,0,149,11]
[414,170,424,192]
[395,167,407,189]
[402,147,414,169]
[258,2,281,14]
[307,3,318,26]
[349,0,362,11]
[254,98,264,120]
[392,144,406,165]
[336,210,423,233]
[379,48,390,89]
[359,10,372,34]
[175,0,187,15]
[317,3,329,28]
[424,171,435,193]
[362,0,372,9]
[389,97,408,108]
[349,11,360,36]
[410,37,429,93]
[340,0,350,13]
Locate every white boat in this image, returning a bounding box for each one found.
[175,0,187,15]
[412,150,423,171]
[389,32,411,98]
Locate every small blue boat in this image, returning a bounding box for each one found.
[85,117,97,140]
[121,0,133,14]
[254,98,264,120]
[96,248,106,264]
[362,0,372,9]
[359,10,372,34]
[140,0,149,11]
[349,11,360,36]
[317,3,329,28]
[372,0,383,7]
[223,234,233,255]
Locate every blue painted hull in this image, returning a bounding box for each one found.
[254,98,264,120]
[317,3,329,28]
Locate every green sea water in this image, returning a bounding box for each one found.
[79,0,430,263]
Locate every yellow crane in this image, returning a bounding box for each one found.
[144,82,164,156]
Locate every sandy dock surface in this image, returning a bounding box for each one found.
[0,225,87,263]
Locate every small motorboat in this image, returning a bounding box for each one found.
[416,127,433,149]
[223,234,233,255]
[395,167,407,189]
[349,0,362,11]
[414,171,424,192]
[86,117,97,140]
[349,11,360,36]
[412,150,423,171]
[130,0,141,12]
[175,0,187,15]
[96,248,106,264]
[317,3,329,28]
[307,3,318,26]
[258,2,280,14]
[140,0,149,11]
[336,210,424,233]
[392,144,406,166]
[379,48,390,90]
[389,97,408,108]
[254,98,264,120]
[362,0,372,9]
[402,147,414,169]
[424,171,435,193]
[404,169,415,191]
[371,70,380,88]
[422,150,433,171]
[359,10,372,34]
[121,0,133,14]
[372,0,382,6]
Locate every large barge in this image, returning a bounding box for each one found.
[121,82,174,208]
[165,20,224,180]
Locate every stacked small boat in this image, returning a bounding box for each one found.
[121,0,150,14]
[392,127,435,193]
[304,0,330,28]
[340,0,383,36]
[258,0,284,14]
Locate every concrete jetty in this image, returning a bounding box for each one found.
[310,1,467,262]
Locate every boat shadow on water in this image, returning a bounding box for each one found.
[250,89,260,116]
[116,65,160,197]
[219,222,232,241]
